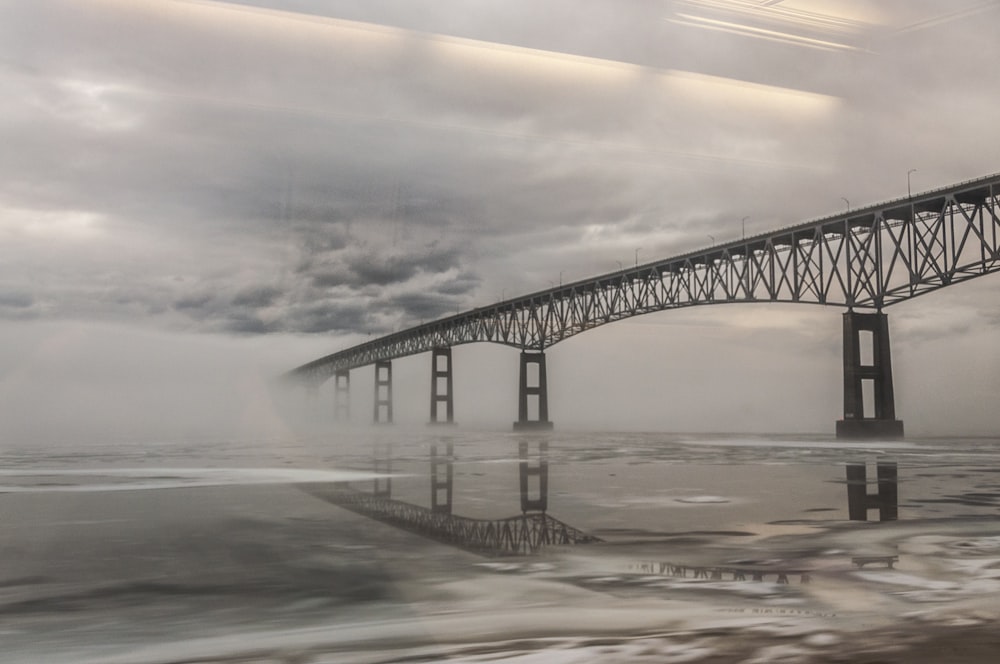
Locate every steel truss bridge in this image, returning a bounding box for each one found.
[291,172,1000,384]
[307,485,600,556]
[627,560,811,585]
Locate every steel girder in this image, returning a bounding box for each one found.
[328,487,600,556]
[289,173,1000,385]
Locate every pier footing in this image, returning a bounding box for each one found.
[513,420,555,431]
[836,419,904,439]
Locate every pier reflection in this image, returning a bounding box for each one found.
[519,440,548,513]
[430,442,453,515]
[627,560,811,585]
[846,461,898,521]
[372,443,392,498]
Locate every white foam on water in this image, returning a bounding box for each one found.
[0,467,392,492]
[592,494,739,509]
[853,571,958,591]
[677,437,923,450]
[674,496,731,504]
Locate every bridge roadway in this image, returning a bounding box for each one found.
[288,172,1000,437]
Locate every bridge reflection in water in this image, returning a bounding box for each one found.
[306,437,904,559]
[306,440,601,556]
[627,560,811,585]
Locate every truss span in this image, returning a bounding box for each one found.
[290,173,1000,384]
[308,485,600,556]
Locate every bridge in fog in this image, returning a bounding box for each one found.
[288,172,1000,438]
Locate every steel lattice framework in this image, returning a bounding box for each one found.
[628,560,811,584]
[317,486,600,556]
[290,173,1000,384]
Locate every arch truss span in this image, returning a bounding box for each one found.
[288,173,1000,385]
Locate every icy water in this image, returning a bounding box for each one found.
[3,430,1000,663]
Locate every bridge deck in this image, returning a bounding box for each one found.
[290,172,1000,383]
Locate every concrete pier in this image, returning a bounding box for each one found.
[513,351,553,431]
[373,360,393,424]
[836,311,904,439]
[429,347,455,425]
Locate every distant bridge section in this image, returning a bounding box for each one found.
[288,172,1000,436]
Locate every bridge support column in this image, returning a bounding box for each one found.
[430,442,453,514]
[519,441,548,513]
[846,462,898,521]
[836,311,904,439]
[429,347,455,425]
[513,351,553,430]
[373,360,393,424]
[333,369,350,422]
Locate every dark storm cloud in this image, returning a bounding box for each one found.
[346,246,461,287]
[173,294,213,312]
[380,292,461,322]
[2,0,1000,344]
[438,271,480,296]
[290,302,373,335]
[0,292,33,309]
[223,313,279,335]
[231,287,282,309]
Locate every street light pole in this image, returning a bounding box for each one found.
[841,197,850,212]
[634,248,640,267]
[741,216,749,240]
[907,169,917,198]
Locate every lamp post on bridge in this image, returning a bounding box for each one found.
[741,216,749,240]
[841,197,850,213]
[907,169,917,198]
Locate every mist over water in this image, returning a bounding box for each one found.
[1,283,999,664]
[4,421,1000,663]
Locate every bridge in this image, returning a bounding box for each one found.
[288,172,1000,437]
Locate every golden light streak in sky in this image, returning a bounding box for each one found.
[159,0,836,109]
[670,12,861,52]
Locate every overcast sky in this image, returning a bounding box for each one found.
[2,0,1000,439]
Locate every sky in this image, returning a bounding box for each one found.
[2,0,1000,439]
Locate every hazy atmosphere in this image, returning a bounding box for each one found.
[3,0,1000,438]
